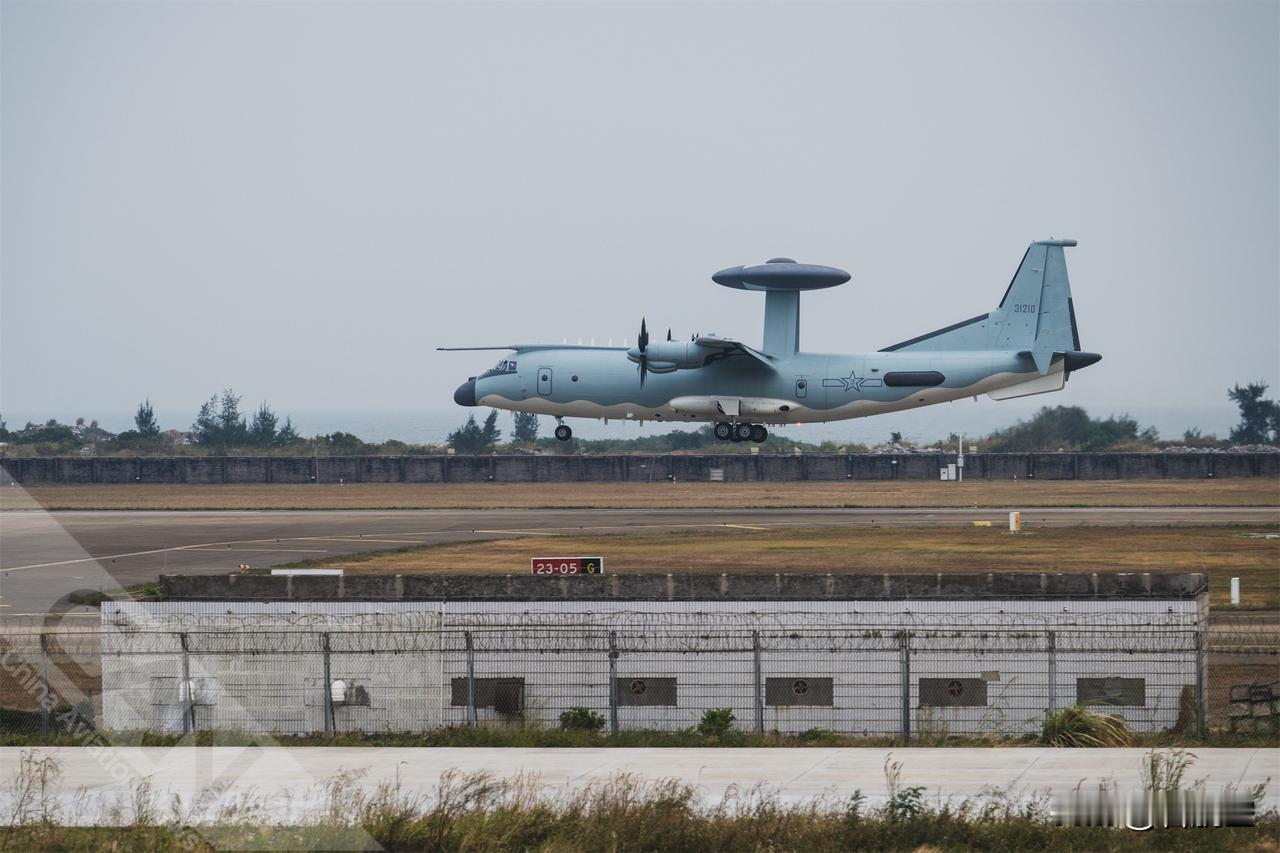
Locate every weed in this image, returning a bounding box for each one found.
[696,708,736,740]
[1040,705,1132,747]
[559,707,606,732]
[883,755,927,823]
[1142,748,1198,794]
[6,749,61,827]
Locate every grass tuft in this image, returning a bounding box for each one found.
[1040,706,1133,748]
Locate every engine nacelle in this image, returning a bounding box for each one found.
[626,340,709,371]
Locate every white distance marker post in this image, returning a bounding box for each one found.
[1231,577,1240,606]
[1009,511,1021,533]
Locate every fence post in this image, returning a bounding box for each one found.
[322,632,334,736]
[608,631,619,735]
[179,632,194,735]
[1046,630,1057,714]
[39,633,50,738]
[465,631,477,726]
[751,630,765,734]
[898,630,911,742]
[1194,628,1207,738]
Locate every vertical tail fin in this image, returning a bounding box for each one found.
[993,238,1079,373]
[879,238,1083,375]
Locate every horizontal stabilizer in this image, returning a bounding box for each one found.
[990,356,1066,400]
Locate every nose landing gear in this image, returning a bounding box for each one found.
[713,421,768,443]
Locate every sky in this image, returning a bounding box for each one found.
[2,1,1277,441]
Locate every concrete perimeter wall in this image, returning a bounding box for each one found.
[4,452,1276,484]
[160,572,1210,602]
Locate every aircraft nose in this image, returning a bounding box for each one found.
[453,379,477,407]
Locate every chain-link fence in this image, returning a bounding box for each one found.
[4,608,1275,740]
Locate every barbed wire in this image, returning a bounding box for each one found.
[3,613,1274,655]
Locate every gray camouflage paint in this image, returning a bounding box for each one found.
[446,240,1101,427]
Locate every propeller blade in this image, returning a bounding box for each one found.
[638,318,649,353]
[637,357,647,387]
[667,328,672,341]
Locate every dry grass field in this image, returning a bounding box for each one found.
[305,524,1280,608]
[4,479,1277,511]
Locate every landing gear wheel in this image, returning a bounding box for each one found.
[733,422,754,442]
[554,424,573,441]
[713,422,733,441]
[750,424,768,443]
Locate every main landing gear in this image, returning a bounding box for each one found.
[713,421,768,443]
[554,423,573,441]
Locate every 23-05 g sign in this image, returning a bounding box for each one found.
[531,557,605,575]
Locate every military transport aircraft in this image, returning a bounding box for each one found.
[442,239,1101,442]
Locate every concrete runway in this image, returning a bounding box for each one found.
[0,746,1274,824]
[1,506,1276,614]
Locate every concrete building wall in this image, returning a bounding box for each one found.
[101,598,1201,737]
[5,452,1276,485]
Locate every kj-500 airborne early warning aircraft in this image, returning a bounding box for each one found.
[442,239,1101,442]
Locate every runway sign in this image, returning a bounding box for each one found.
[531,557,605,576]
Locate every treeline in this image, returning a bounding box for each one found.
[976,407,1159,453]
[2,382,1276,457]
[976,382,1279,453]
[0,391,384,457]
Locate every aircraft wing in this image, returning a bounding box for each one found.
[436,344,626,352]
[693,335,776,369]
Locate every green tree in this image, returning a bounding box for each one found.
[134,398,160,436]
[981,406,1157,452]
[192,389,249,449]
[481,410,501,448]
[1227,382,1280,445]
[275,416,300,446]
[249,402,278,447]
[447,410,501,453]
[322,431,364,453]
[512,411,540,443]
[13,421,77,449]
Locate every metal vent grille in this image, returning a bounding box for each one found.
[919,677,987,707]
[451,677,525,713]
[616,677,678,706]
[765,677,834,706]
[1077,677,1146,707]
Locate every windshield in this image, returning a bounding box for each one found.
[479,359,517,379]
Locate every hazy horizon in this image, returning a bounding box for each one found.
[0,398,1245,446]
[3,2,1277,425]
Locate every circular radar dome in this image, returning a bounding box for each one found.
[711,258,851,291]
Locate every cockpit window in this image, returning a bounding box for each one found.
[479,359,518,380]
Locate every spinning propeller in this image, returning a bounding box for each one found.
[635,319,650,386]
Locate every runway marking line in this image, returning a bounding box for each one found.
[299,537,427,545]
[183,547,329,553]
[723,524,770,531]
[472,529,562,537]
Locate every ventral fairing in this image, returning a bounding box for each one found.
[442,239,1101,442]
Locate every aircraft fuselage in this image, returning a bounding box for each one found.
[466,348,1055,425]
